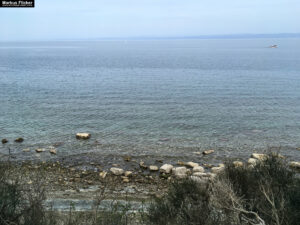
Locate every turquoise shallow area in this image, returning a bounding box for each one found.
[0,39,300,160]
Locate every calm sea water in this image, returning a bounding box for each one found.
[1,39,300,161]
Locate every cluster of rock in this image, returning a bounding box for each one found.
[1,137,24,144]
[109,167,133,183]
[103,152,300,185]
[2,133,93,155]
[107,161,215,184]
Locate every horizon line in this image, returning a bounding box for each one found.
[1,32,300,42]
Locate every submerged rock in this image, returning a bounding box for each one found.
[76,133,91,140]
[110,167,124,176]
[160,164,173,174]
[36,148,45,153]
[1,139,8,144]
[53,142,64,147]
[15,137,24,143]
[203,149,214,155]
[123,156,132,162]
[177,161,185,166]
[49,148,57,155]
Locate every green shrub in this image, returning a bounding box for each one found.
[147,179,220,225]
[224,153,300,225]
[147,153,300,225]
[0,163,55,225]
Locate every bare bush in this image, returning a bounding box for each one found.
[147,153,300,225]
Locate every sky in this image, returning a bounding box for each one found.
[0,0,299,41]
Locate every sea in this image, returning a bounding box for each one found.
[1,38,300,162]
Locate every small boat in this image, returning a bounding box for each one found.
[269,45,278,48]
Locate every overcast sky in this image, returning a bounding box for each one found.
[0,0,299,41]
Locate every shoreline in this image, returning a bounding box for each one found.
[2,150,300,212]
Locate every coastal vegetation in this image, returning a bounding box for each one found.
[0,152,299,225]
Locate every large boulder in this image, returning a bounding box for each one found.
[193,166,205,173]
[110,167,124,176]
[172,167,187,178]
[160,164,173,174]
[76,133,91,140]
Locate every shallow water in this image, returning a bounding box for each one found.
[1,39,300,161]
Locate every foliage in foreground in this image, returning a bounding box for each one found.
[0,153,299,225]
[147,153,300,225]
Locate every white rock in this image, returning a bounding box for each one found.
[160,164,173,174]
[203,149,214,155]
[139,161,148,169]
[218,163,225,168]
[289,161,300,169]
[99,171,107,179]
[233,161,243,167]
[110,167,124,176]
[35,148,45,153]
[49,148,57,154]
[172,167,187,178]
[211,166,224,174]
[251,153,267,161]
[248,158,258,166]
[76,133,91,140]
[192,172,207,177]
[149,165,159,171]
[124,171,133,177]
[185,162,199,168]
[193,166,205,173]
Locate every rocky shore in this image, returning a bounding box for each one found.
[2,134,300,211]
[2,150,299,211]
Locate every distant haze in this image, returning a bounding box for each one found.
[0,0,299,41]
